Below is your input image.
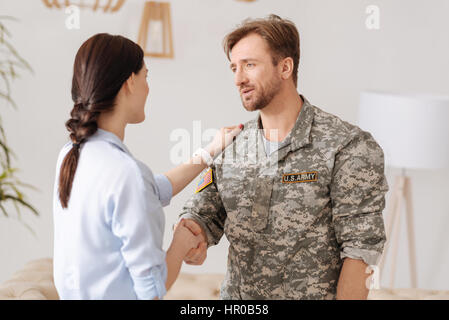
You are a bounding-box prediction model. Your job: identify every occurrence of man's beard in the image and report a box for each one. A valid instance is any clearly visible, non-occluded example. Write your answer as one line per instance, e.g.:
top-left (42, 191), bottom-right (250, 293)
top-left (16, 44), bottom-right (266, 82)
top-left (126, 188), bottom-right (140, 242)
top-left (240, 77), bottom-right (281, 112)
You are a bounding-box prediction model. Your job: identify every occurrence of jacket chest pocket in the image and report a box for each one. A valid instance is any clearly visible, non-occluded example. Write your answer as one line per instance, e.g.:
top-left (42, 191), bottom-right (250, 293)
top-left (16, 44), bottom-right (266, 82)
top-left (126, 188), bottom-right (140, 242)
top-left (216, 162), bottom-right (257, 226)
top-left (217, 161), bottom-right (279, 240)
top-left (268, 162), bottom-right (331, 239)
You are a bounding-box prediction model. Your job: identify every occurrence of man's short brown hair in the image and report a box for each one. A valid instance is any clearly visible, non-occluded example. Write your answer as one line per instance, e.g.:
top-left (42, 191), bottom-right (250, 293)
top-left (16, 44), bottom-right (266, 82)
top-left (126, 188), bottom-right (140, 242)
top-left (223, 14), bottom-right (300, 87)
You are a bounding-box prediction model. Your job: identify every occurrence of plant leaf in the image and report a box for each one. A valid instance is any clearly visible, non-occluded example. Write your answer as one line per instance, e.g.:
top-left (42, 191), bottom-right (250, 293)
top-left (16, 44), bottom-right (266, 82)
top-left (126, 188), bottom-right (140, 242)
top-left (0, 38), bottom-right (33, 73)
top-left (4, 194), bottom-right (39, 216)
top-left (0, 138), bottom-right (12, 167)
top-left (0, 16), bottom-right (38, 230)
top-left (0, 202), bottom-right (8, 217)
top-left (0, 91), bottom-right (17, 109)
top-left (0, 180), bottom-right (40, 192)
top-left (0, 70), bottom-right (11, 96)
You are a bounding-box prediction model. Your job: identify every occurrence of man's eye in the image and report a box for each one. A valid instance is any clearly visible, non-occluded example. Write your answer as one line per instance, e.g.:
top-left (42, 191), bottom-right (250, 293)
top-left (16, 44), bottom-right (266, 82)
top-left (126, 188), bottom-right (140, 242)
top-left (231, 68), bottom-right (236, 73)
top-left (246, 63), bottom-right (254, 68)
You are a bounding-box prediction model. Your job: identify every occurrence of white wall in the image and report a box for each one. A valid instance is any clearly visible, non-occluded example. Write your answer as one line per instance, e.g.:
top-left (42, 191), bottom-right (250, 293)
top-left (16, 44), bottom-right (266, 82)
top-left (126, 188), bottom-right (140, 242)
top-left (0, 0), bottom-right (448, 290)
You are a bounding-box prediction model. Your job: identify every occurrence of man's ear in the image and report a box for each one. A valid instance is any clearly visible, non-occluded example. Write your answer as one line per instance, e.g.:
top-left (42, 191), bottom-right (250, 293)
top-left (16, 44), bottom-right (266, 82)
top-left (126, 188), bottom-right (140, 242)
top-left (123, 72), bottom-right (136, 95)
top-left (279, 57), bottom-right (294, 81)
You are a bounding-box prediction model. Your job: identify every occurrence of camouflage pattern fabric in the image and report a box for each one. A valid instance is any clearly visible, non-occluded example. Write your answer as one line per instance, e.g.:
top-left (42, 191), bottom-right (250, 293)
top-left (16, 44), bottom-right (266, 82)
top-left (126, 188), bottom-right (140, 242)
top-left (179, 95), bottom-right (388, 300)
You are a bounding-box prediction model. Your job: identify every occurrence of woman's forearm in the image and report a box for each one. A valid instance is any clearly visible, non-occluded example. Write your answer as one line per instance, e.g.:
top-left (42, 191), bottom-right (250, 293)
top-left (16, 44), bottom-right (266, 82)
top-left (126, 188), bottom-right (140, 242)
top-left (164, 125), bottom-right (242, 197)
top-left (165, 244), bottom-right (185, 291)
top-left (164, 145), bottom-right (216, 197)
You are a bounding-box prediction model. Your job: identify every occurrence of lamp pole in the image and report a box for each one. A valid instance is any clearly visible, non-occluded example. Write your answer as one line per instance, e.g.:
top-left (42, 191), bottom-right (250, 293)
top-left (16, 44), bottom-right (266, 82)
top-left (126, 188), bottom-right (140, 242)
top-left (378, 169), bottom-right (417, 288)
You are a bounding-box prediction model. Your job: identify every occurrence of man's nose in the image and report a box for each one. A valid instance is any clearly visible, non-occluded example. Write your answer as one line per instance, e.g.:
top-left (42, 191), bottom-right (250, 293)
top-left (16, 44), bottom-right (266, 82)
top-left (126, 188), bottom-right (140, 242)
top-left (234, 69), bottom-right (248, 88)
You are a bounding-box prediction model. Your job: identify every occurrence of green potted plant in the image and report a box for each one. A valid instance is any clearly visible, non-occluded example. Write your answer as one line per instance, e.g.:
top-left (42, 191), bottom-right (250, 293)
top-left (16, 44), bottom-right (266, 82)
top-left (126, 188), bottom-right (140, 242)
top-left (0, 16), bottom-right (39, 234)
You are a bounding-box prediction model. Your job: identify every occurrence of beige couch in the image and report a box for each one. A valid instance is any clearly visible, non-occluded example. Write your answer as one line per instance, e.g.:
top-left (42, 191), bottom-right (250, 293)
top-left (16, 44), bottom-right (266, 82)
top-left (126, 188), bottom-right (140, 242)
top-left (0, 259), bottom-right (58, 300)
top-left (1, 258), bottom-right (448, 300)
top-left (0, 258), bottom-right (222, 300)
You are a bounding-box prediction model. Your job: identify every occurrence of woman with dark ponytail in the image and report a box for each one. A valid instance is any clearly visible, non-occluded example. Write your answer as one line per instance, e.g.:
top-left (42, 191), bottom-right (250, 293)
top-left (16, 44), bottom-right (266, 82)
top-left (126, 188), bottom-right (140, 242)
top-left (53, 33), bottom-right (242, 300)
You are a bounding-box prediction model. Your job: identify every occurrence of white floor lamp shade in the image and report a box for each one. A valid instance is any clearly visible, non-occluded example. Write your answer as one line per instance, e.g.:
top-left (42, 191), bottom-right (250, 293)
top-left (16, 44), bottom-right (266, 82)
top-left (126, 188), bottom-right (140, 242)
top-left (358, 92), bottom-right (449, 170)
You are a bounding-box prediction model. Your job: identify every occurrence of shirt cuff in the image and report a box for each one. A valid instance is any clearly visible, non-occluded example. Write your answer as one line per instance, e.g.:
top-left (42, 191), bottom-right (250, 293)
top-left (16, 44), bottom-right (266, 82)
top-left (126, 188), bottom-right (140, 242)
top-left (340, 247), bottom-right (383, 266)
top-left (154, 174), bottom-right (173, 207)
top-left (133, 264), bottom-right (168, 300)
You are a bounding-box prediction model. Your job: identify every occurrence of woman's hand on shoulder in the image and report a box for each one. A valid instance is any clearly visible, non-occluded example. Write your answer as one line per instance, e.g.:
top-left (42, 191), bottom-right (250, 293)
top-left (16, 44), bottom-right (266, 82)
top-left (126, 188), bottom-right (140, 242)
top-left (205, 124), bottom-right (244, 158)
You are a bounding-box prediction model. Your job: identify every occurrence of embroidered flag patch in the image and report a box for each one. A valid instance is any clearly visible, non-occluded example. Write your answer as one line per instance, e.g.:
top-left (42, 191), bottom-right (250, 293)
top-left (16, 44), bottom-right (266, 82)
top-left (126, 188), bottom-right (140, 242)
top-left (195, 168), bottom-right (213, 193)
top-left (282, 171), bottom-right (318, 183)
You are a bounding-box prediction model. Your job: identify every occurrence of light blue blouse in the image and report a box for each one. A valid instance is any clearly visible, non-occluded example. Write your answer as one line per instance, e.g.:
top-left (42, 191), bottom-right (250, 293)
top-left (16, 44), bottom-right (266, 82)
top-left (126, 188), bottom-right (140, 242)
top-left (53, 128), bottom-right (173, 300)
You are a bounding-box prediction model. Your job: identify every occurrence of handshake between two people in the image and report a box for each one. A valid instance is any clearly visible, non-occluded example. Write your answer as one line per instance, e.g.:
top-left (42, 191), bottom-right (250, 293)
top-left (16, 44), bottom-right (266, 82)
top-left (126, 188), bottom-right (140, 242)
top-left (172, 218), bottom-right (207, 265)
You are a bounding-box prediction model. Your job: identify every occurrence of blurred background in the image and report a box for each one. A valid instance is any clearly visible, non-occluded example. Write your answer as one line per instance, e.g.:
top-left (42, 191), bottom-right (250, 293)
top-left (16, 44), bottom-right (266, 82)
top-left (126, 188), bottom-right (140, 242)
top-left (0, 0), bottom-right (448, 294)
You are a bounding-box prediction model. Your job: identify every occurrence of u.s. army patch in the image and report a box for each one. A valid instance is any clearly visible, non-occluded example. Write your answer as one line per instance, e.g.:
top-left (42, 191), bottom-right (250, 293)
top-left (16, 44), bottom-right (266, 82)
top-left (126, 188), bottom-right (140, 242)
top-left (282, 171), bottom-right (318, 183)
top-left (195, 168), bottom-right (213, 193)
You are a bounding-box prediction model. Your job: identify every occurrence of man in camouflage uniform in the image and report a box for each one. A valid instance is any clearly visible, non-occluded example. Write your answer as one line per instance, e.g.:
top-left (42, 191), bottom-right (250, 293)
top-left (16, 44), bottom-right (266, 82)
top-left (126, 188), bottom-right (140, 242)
top-left (178, 15), bottom-right (388, 300)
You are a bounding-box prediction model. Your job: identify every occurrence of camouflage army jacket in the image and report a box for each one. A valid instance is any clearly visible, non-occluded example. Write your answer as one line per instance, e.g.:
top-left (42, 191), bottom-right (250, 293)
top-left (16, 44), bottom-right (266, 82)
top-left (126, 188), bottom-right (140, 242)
top-left (180, 95), bottom-right (388, 300)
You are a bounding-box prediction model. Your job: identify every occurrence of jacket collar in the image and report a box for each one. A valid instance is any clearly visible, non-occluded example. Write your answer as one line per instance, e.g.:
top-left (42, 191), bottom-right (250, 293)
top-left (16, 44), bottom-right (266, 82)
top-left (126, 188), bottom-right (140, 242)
top-left (244, 94), bottom-right (314, 162)
top-left (87, 128), bottom-right (133, 156)
top-left (285, 94), bottom-right (314, 152)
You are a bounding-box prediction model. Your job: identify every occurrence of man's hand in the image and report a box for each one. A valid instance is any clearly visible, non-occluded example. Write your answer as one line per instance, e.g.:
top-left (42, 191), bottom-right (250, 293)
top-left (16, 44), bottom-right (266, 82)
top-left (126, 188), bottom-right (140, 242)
top-left (174, 219), bottom-right (208, 265)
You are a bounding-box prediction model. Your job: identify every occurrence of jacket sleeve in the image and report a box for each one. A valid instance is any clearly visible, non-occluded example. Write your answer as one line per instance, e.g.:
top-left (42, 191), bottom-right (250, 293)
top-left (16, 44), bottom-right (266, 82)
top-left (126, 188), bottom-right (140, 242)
top-left (110, 162), bottom-right (167, 299)
top-left (178, 168), bottom-right (227, 247)
top-left (330, 129), bottom-right (389, 266)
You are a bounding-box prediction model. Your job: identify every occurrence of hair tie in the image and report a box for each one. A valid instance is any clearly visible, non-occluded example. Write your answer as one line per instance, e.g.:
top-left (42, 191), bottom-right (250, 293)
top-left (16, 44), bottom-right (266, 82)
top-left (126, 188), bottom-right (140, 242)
top-left (72, 142), bottom-right (81, 149)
